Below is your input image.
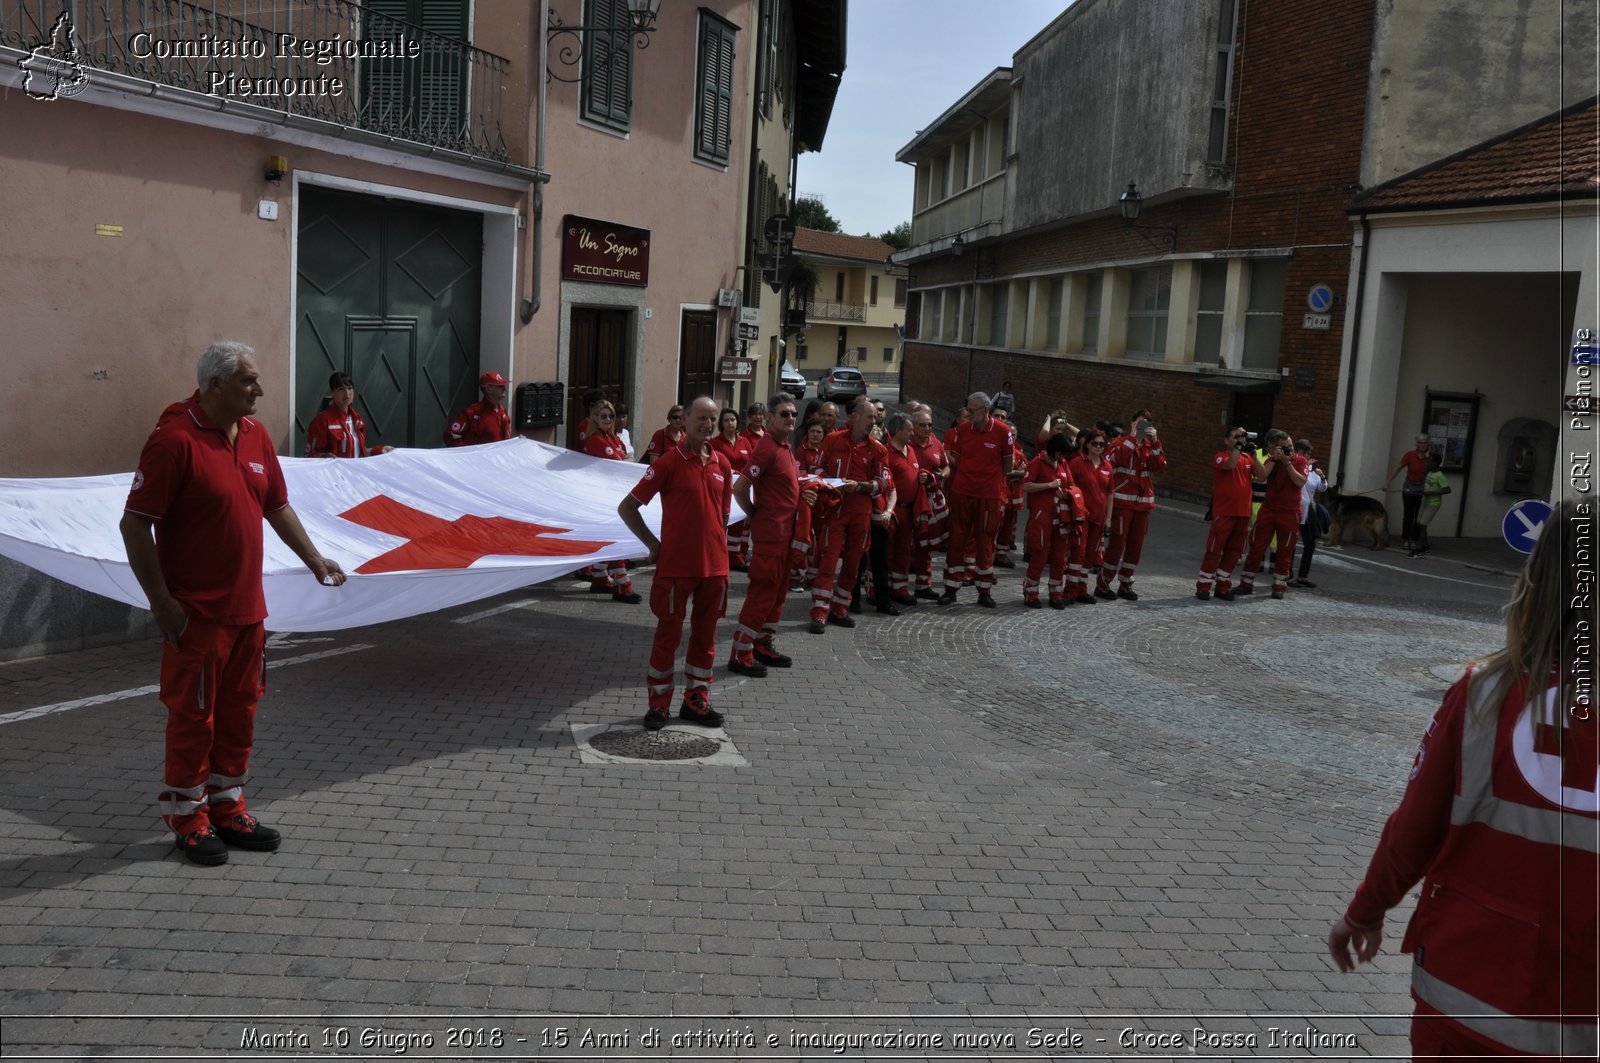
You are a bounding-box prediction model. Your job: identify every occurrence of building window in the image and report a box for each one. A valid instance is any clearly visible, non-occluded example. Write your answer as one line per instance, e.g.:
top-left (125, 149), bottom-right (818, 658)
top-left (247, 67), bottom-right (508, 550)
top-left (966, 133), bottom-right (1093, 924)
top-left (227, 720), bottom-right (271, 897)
top-left (1044, 276), bottom-right (1063, 349)
top-left (581, 0), bottom-right (633, 132)
top-left (1081, 272), bottom-right (1102, 355)
top-left (1126, 265), bottom-right (1171, 359)
top-left (988, 283), bottom-right (1009, 347)
top-left (1208, 0), bottom-right (1239, 165)
top-left (928, 290), bottom-right (944, 340)
top-left (884, 346), bottom-right (894, 362)
top-left (894, 279), bottom-right (907, 308)
top-left (870, 275), bottom-right (879, 306)
top-left (1242, 258), bottom-right (1288, 369)
top-left (1194, 260), bottom-right (1228, 365)
top-left (694, 10), bottom-right (738, 165)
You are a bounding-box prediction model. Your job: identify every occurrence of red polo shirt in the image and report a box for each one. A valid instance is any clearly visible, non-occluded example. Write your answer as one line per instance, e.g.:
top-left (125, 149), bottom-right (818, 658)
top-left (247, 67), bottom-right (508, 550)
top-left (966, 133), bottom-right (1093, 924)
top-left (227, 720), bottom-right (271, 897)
top-left (629, 442), bottom-right (732, 578)
top-left (305, 406), bottom-right (372, 458)
top-left (645, 425), bottom-right (683, 463)
top-left (710, 433), bottom-right (753, 476)
top-left (1263, 453), bottom-right (1310, 513)
top-left (885, 442), bottom-right (922, 505)
top-left (947, 418), bottom-right (1015, 500)
top-left (1025, 453), bottom-right (1074, 518)
top-left (1212, 450), bottom-right (1258, 518)
top-left (1398, 448), bottom-right (1430, 485)
top-left (443, 399), bottom-right (510, 446)
top-left (125, 406), bottom-right (288, 626)
top-left (742, 434), bottom-right (801, 543)
top-left (584, 430), bottom-right (628, 462)
top-left (818, 428), bottom-right (889, 517)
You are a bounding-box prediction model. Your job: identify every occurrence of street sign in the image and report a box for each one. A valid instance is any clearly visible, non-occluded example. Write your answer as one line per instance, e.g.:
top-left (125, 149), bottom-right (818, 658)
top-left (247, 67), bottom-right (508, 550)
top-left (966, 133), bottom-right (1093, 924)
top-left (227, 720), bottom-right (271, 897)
top-left (1502, 498), bottom-right (1552, 554)
top-left (718, 356), bottom-right (755, 382)
top-left (764, 214), bottom-right (794, 247)
top-left (739, 307), bottom-right (760, 327)
top-left (736, 323), bottom-right (759, 340)
top-left (759, 251), bottom-right (788, 294)
top-left (1302, 312), bottom-right (1330, 330)
top-left (1306, 283), bottom-right (1334, 313)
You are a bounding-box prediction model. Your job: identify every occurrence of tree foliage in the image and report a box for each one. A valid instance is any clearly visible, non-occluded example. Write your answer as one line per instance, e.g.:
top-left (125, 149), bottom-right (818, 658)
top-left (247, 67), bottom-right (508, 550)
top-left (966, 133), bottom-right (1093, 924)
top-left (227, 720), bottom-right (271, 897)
top-left (793, 195), bottom-right (842, 233)
top-left (877, 221), bottom-right (912, 250)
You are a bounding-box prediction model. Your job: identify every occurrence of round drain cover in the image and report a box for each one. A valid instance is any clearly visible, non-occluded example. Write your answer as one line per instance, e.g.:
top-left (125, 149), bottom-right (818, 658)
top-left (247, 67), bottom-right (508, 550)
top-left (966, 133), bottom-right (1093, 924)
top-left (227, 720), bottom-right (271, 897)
top-left (589, 729), bottom-right (721, 761)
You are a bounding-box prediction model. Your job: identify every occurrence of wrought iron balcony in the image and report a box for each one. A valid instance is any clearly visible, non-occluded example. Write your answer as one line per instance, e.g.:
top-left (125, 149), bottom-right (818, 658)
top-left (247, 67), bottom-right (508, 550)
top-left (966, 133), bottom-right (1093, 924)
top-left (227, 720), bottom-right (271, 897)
top-left (804, 299), bottom-right (866, 322)
top-left (2, 0), bottom-right (520, 166)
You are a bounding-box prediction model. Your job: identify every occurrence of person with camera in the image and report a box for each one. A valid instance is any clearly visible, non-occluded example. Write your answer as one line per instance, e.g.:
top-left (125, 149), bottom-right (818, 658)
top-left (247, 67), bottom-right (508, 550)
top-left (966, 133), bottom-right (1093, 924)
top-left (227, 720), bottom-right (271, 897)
top-left (1232, 429), bottom-right (1309, 599)
top-left (1096, 412), bottom-right (1166, 601)
top-left (1196, 427), bottom-right (1257, 601)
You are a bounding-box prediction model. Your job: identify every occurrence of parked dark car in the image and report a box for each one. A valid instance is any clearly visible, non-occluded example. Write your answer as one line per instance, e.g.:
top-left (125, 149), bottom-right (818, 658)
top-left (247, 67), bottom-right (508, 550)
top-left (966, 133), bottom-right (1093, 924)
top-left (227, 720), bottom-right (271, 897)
top-left (817, 366), bottom-right (868, 403)
top-left (779, 361), bottom-right (807, 400)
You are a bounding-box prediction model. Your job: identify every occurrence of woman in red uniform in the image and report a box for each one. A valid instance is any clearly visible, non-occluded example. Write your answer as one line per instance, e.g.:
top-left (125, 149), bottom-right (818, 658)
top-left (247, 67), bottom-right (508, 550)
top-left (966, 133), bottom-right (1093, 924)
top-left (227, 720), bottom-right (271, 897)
top-left (1020, 434), bottom-right (1078, 608)
top-left (710, 407), bottom-right (753, 570)
top-left (883, 412), bottom-right (924, 606)
top-left (1066, 429), bottom-right (1111, 605)
top-left (641, 404), bottom-right (685, 465)
top-left (1329, 498), bottom-right (1596, 1059)
top-left (581, 401), bottom-right (641, 603)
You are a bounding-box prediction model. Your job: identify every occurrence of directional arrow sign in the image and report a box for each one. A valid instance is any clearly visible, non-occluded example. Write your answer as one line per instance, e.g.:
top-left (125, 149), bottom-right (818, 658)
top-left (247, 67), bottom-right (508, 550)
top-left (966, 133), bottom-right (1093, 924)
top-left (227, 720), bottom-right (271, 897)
top-left (1502, 498), bottom-right (1553, 554)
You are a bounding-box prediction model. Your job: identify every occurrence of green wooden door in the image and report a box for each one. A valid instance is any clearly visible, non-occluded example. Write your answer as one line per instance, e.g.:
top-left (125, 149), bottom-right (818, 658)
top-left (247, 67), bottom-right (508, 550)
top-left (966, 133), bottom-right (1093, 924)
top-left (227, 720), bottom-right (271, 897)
top-left (296, 187), bottom-right (482, 450)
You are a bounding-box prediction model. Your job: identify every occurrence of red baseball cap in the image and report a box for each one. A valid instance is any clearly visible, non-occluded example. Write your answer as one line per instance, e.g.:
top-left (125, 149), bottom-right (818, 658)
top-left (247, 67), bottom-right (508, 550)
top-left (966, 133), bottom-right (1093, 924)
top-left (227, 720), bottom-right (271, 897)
top-left (479, 371), bottom-right (509, 387)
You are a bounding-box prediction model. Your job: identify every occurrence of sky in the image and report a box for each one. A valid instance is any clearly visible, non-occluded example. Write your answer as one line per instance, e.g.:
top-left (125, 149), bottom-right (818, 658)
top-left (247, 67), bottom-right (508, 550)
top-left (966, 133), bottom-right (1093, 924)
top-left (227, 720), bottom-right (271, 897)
top-left (796, 0), bottom-right (1072, 237)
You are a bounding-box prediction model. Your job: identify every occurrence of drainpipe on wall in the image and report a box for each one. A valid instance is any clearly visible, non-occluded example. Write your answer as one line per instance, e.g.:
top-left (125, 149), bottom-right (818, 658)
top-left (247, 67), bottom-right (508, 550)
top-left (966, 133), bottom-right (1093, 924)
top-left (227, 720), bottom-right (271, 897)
top-left (1335, 213), bottom-right (1372, 492)
top-left (520, 0), bottom-right (553, 326)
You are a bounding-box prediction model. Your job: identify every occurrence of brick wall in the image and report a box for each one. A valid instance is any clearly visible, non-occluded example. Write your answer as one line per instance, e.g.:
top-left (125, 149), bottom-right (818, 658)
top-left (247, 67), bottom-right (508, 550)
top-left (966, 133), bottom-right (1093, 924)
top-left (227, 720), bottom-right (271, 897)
top-left (902, 0), bottom-right (1375, 502)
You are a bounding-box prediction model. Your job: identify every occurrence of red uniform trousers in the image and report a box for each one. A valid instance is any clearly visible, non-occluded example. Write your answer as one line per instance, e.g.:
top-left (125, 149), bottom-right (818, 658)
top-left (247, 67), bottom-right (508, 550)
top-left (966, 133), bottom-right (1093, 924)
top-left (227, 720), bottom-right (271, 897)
top-left (158, 619), bottom-right (266, 835)
top-left (1239, 508), bottom-right (1300, 592)
top-left (888, 504), bottom-right (916, 595)
top-left (646, 576), bottom-right (727, 712)
top-left (1069, 519), bottom-right (1104, 598)
top-left (1023, 517), bottom-right (1071, 601)
top-left (732, 540), bottom-right (790, 656)
top-left (944, 495), bottom-right (1004, 591)
top-left (811, 510), bottom-right (870, 621)
top-left (998, 496), bottom-right (1021, 553)
top-left (1098, 508), bottom-right (1151, 590)
top-left (726, 519), bottom-right (750, 568)
top-left (1197, 515), bottom-right (1251, 593)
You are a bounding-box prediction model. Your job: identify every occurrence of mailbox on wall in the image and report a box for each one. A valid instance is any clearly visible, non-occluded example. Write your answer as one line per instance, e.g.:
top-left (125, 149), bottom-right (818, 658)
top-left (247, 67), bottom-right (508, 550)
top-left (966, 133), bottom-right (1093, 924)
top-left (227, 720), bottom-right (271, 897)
top-left (516, 381), bottom-right (565, 429)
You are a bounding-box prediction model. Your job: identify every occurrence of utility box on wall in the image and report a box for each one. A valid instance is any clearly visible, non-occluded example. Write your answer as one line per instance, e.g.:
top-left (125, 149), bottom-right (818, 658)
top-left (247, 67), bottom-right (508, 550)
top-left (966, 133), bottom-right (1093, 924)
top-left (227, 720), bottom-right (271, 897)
top-left (516, 382), bottom-right (565, 429)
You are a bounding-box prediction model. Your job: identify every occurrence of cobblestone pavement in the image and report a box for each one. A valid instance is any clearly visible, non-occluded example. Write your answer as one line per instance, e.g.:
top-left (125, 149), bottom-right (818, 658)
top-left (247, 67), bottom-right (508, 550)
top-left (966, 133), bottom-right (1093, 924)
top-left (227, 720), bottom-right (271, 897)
top-left (0, 507), bottom-right (1517, 1060)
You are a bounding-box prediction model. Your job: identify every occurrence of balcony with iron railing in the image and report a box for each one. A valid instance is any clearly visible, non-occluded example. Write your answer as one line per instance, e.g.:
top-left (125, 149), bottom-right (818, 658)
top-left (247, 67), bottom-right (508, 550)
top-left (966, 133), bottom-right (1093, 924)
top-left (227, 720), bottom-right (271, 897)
top-left (804, 299), bottom-right (866, 322)
top-left (1, 0), bottom-right (523, 168)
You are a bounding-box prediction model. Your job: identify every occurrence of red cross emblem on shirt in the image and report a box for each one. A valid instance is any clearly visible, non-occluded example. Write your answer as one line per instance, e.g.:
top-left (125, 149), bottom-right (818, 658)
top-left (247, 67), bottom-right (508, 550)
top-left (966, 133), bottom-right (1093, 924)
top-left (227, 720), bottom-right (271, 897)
top-left (1533, 710), bottom-right (1600, 793)
top-left (339, 495), bottom-right (613, 575)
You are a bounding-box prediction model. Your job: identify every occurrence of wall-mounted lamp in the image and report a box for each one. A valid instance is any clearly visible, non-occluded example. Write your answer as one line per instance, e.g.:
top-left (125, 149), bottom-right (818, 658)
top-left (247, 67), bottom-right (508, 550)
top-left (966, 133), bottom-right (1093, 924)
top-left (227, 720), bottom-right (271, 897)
top-left (548, 0), bottom-right (661, 84)
top-left (1118, 182), bottom-right (1177, 251)
top-left (950, 234), bottom-right (965, 257)
top-left (265, 155), bottom-right (289, 182)
top-left (883, 253), bottom-right (897, 273)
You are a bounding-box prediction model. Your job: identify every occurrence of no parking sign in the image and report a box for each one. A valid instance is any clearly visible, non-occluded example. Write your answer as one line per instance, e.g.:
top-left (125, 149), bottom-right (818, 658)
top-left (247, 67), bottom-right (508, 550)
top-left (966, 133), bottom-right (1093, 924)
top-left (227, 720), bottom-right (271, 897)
top-left (1502, 499), bottom-right (1553, 554)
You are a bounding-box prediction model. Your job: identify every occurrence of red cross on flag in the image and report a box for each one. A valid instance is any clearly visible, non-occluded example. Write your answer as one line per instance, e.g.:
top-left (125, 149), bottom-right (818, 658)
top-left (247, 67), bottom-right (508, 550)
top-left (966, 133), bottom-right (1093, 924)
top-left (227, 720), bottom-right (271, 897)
top-left (0, 439), bottom-right (702, 632)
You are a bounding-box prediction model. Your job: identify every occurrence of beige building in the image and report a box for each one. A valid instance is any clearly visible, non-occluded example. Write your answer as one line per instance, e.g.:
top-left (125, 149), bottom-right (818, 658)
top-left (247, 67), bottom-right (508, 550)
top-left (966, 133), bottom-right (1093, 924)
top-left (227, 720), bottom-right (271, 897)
top-left (790, 228), bottom-right (906, 377)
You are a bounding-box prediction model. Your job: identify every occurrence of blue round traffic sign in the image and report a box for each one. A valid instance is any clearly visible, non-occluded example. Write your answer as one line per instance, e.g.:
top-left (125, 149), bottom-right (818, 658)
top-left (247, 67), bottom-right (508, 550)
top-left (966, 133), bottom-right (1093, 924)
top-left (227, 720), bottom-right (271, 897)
top-left (1307, 284), bottom-right (1334, 313)
top-left (1502, 498), bottom-right (1553, 554)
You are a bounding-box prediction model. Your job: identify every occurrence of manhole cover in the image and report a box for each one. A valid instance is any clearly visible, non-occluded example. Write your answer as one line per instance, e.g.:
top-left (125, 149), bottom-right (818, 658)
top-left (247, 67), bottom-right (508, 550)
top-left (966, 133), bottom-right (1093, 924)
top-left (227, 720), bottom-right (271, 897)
top-left (588, 729), bottom-right (722, 761)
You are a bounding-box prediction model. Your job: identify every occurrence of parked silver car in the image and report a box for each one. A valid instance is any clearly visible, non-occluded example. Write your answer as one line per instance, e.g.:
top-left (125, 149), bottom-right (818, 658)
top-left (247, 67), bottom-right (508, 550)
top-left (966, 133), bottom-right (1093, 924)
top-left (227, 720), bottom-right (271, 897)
top-left (817, 366), bottom-right (868, 403)
top-left (779, 360), bottom-right (807, 400)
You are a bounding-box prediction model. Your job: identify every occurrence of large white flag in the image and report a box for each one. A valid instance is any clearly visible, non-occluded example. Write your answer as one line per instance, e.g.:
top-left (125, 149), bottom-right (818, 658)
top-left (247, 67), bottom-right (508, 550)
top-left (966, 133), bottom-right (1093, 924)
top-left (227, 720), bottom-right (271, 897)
top-left (0, 439), bottom-right (690, 632)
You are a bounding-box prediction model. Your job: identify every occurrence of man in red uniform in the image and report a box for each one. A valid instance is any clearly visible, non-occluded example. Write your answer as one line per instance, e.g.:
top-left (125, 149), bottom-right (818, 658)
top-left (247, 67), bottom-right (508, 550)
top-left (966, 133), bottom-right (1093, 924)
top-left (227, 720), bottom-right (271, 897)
top-left (617, 396), bottom-right (731, 731)
top-left (711, 408), bottom-right (754, 571)
top-left (1233, 428), bottom-right (1308, 599)
top-left (908, 408), bottom-right (948, 601)
top-left (1097, 413), bottom-right (1166, 601)
top-left (443, 372), bottom-right (511, 446)
top-left (1196, 427), bottom-right (1257, 601)
top-left (809, 397), bottom-right (889, 633)
top-left (993, 410), bottom-right (1027, 568)
top-left (121, 342), bottom-right (347, 866)
top-left (729, 395), bottom-right (807, 677)
top-left (304, 372), bottom-right (392, 458)
top-left (939, 392), bottom-right (1014, 607)
top-left (882, 411), bottom-right (923, 606)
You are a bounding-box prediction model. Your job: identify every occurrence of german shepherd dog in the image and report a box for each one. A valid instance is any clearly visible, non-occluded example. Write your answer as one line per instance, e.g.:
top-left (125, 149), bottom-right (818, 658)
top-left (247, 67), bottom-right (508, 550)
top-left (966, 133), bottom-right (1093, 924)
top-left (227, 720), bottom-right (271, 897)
top-left (1324, 484), bottom-right (1390, 550)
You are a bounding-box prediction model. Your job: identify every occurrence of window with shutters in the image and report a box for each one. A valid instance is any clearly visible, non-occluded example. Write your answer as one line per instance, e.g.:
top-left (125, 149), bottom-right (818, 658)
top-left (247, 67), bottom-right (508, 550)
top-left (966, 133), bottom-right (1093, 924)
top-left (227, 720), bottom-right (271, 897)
top-left (362, 0), bottom-right (468, 146)
top-left (694, 10), bottom-right (738, 166)
top-left (581, 0), bottom-right (633, 133)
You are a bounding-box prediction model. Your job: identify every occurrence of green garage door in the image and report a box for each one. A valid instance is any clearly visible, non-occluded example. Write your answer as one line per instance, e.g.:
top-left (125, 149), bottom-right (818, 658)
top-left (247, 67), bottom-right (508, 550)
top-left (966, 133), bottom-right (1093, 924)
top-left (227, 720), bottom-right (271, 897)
top-left (296, 187), bottom-right (483, 451)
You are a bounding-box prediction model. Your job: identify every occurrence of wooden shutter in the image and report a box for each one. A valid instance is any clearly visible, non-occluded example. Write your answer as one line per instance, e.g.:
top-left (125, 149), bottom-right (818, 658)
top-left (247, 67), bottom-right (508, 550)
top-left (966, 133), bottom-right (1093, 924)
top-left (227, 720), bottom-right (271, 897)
top-left (582, 0), bottom-right (632, 131)
top-left (694, 11), bottom-right (737, 165)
